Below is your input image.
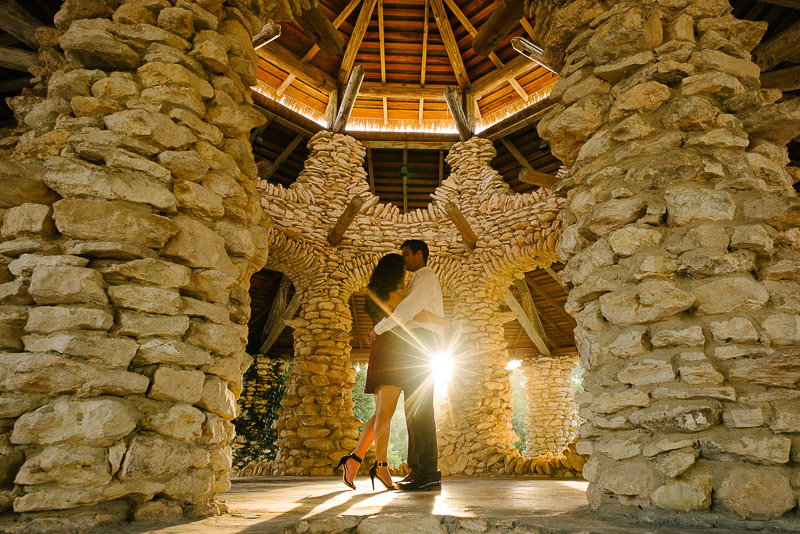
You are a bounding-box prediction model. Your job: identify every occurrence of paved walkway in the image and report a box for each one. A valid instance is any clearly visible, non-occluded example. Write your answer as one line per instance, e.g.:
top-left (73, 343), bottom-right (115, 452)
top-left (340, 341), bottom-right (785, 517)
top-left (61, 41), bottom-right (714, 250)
top-left (122, 476), bottom-right (788, 534)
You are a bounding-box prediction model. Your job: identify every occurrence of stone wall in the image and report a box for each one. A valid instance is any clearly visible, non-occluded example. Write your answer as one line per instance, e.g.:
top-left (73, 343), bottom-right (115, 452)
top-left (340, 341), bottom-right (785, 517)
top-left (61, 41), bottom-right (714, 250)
top-left (259, 133), bottom-right (566, 476)
top-left (0, 0), bottom-right (273, 530)
top-left (536, 0), bottom-right (800, 525)
top-left (521, 354), bottom-right (579, 456)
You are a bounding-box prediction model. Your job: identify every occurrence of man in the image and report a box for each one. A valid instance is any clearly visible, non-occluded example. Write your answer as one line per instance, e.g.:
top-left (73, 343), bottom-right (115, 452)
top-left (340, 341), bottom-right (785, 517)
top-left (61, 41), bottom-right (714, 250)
top-left (366, 239), bottom-right (444, 491)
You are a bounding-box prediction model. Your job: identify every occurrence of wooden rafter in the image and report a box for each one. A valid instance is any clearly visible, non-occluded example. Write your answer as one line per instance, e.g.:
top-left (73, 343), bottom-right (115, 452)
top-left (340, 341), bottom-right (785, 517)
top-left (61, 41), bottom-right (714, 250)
top-left (350, 296), bottom-right (363, 349)
top-left (472, 0), bottom-right (526, 56)
top-left (378, 0), bottom-right (386, 84)
top-left (514, 277), bottom-right (548, 347)
top-left (332, 64), bottom-right (366, 132)
top-left (761, 65), bottom-right (800, 92)
top-left (438, 150), bottom-right (444, 185)
top-left (402, 148), bottom-right (408, 214)
top-left (502, 137), bottom-right (532, 171)
top-left (518, 168), bottom-right (557, 189)
top-left (429, 0), bottom-right (470, 88)
top-left (444, 202), bottom-right (477, 250)
top-left (259, 275), bottom-right (301, 355)
top-left (382, 97), bottom-right (388, 124)
top-left (544, 266), bottom-right (566, 289)
top-left (259, 43), bottom-right (336, 93)
top-left (328, 196), bottom-right (365, 245)
top-left (524, 273), bottom-right (573, 325)
top-left (252, 21), bottom-right (281, 50)
top-left (260, 133), bottom-right (305, 180)
top-left (360, 83), bottom-right (445, 99)
top-left (275, 0), bottom-right (361, 96)
top-left (339, 0), bottom-right (378, 85)
top-left (0, 0), bottom-right (41, 49)
top-left (518, 17), bottom-right (541, 46)
top-left (472, 55), bottom-right (538, 100)
top-left (361, 140), bottom-right (453, 149)
top-left (295, 4), bottom-right (345, 57)
top-left (0, 76), bottom-right (33, 94)
top-left (444, 85), bottom-right (472, 141)
top-left (0, 45), bottom-right (36, 72)
top-left (504, 289), bottom-right (550, 356)
top-left (752, 18), bottom-right (800, 72)
top-left (755, 0), bottom-right (800, 8)
top-left (421, 0), bottom-right (430, 86)
top-left (366, 147), bottom-right (376, 194)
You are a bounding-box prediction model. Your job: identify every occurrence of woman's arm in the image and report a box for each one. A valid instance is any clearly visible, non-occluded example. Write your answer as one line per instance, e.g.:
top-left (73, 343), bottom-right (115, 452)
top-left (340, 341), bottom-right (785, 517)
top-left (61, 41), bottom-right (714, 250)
top-left (413, 310), bottom-right (447, 326)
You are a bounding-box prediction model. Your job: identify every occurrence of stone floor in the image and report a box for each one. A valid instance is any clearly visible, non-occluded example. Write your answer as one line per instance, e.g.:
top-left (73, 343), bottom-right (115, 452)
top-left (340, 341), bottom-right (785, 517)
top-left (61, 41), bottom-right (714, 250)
top-left (109, 476), bottom-right (799, 534)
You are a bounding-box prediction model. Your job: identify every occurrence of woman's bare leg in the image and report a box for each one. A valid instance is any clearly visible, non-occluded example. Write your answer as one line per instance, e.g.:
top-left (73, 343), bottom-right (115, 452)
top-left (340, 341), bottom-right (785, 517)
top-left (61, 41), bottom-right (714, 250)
top-left (344, 413), bottom-right (376, 485)
top-left (373, 385), bottom-right (402, 485)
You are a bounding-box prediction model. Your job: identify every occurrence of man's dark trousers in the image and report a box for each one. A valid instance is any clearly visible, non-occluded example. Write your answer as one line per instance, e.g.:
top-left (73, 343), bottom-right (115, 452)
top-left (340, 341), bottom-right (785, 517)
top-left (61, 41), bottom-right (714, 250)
top-left (402, 328), bottom-right (439, 480)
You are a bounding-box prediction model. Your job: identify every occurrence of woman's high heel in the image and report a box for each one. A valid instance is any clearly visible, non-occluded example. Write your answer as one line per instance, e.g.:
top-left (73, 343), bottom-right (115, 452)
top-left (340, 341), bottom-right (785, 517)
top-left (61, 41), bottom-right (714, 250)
top-left (334, 453), bottom-right (362, 490)
top-left (369, 461), bottom-right (394, 490)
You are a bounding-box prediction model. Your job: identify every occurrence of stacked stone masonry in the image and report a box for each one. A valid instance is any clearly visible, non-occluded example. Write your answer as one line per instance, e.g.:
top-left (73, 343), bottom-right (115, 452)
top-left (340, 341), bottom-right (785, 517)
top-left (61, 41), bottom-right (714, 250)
top-left (531, 0), bottom-right (800, 525)
top-left (0, 0), bottom-right (276, 531)
top-left (521, 355), bottom-right (579, 456)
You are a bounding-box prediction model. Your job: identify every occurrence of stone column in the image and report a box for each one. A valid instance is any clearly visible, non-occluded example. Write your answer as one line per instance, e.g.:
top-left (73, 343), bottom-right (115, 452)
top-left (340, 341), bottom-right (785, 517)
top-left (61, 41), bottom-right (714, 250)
top-left (520, 354), bottom-right (579, 456)
top-left (0, 1), bottom-right (271, 529)
top-left (537, 0), bottom-right (800, 523)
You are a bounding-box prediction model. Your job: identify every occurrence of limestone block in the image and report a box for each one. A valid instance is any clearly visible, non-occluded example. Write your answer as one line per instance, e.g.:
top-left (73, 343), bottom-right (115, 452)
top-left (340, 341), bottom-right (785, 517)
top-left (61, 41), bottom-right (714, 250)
top-left (771, 406), bottom-right (800, 433)
top-left (133, 338), bottom-right (212, 367)
top-left (22, 331), bottom-right (137, 367)
top-left (717, 467), bottom-right (796, 518)
top-left (48, 68), bottom-right (106, 100)
top-left (710, 317), bottom-right (758, 343)
top-left (102, 258), bottom-right (191, 288)
top-left (609, 327), bottom-right (649, 358)
top-left (618, 359), bottom-right (675, 386)
top-left (597, 461), bottom-right (655, 496)
top-left (701, 429), bottom-right (792, 464)
top-left (214, 220), bottom-right (256, 259)
top-left (162, 468), bottom-right (215, 504)
top-left (728, 351), bottom-right (800, 387)
top-left (59, 19), bottom-right (141, 70)
top-left (137, 61), bottom-right (213, 99)
top-left (762, 258), bottom-right (800, 282)
top-left (678, 352), bottom-right (724, 385)
top-left (537, 94), bottom-right (611, 166)
top-left (356, 514), bottom-right (444, 533)
top-left (693, 277), bottom-right (769, 315)
top-left (197, 377), bottom-right (236, 420)
top-left (29, 266), bottom-right (108, 305)
top-left (1, 204), bottom-right (54, 239)
top-left (743, 98), bottom-right (800, 146)
top-left (628, 400), bottom-right (721, 433)
top-left (161, 216), bottom-right (238, 277)
top-left (664, 223), bottom-right (730, 254)
top-left (560, 239), bottom-right (615, 286)
top-left (651, 475), bottom-right (711, 511)
top-left (24, 306), bottom-right (113, 334)
top-left (0, 279), bottom-right (31, 306)
top-left (148, 367), bottom-right (205, 404)
top-left (44, 156), bottom-right (177, 212)
top-left (730, 224), bottom-right (773, 254)
top-left (609, 81), bottom-right (671, 121)
top-left (183, 269), bottom-right (238, 305)
top-left (170, 108), bottom-right (224, 145)
top-left (13, 480), bottom-right (164, 513)
top-left (582, 198), bottom-right (647, 237)
top-left (764, 280), bottom-right (800, 314)
top-left (53, 199), bottom-right (178, 248)
top-left (650, 325), bottom-right (704, 348)
top-left (655, 446), bottom-right (698, 478)
top-left (599, 281), bottom-right (695, 325)
top-left (594, 436), bottom-right (640, 460)
top-left (0, 162), bottom-right (60, 209)
top-left (681, 71), bottom-right (744, 98)
top-left (761, 313), bottom-right (800, 346)
top-left (108, 284), bottom-right (182, 315)
top-left (15, 445), bottom-right (111, 486)
top-left (105, 149), bottom-right (172, 183)
top-left (181, 296), bottom-right (229, 324)
top-left (24, 97), bottom-right (72, 131)
top-left (608, 226), bottom-right (661, 257)
top-left (202, 412), bottom-right (227, 445)
top-left (113, 3), bottom-right (156, 24)
top-left (594, 389), bottom-right (650, 414)
top-left (157, 150), bottom-right (210, 182)
top-left (8, 255), bottom-right (89, 278)
top-left (586, 7), bottom-right (662, 65)
top-left (174, 181), bottom-right (225, 220)
top-left (11, 397), bottom-right (137, 446)
top-left (117, 310), bottom-right (190, 338)
top-left (133, 500), bottom-right (183, 523)
top-left (185, 320), bottom-right (246, 356)
top-left (141, 403), bottom-right (204, 443)
top-left (723, 407), bottom-right (765, 428)
top-left (118, 434), bottom-right (201, 480)
top-left (677, 248), bottom-right (755, 277)
top-left (665, 185), bottom-right (735, 226)
top-left (104, 109), bottom-right (197, 149)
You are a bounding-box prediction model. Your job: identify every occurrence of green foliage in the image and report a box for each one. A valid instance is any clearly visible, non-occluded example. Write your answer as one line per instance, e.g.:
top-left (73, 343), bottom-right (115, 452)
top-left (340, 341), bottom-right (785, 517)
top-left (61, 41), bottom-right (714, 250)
top-left (351, 366), bottom-right (408, 466)
top-left (509, 366), bottom-right (527, 452)
top-left (233, 358), bottom-right (288, 468)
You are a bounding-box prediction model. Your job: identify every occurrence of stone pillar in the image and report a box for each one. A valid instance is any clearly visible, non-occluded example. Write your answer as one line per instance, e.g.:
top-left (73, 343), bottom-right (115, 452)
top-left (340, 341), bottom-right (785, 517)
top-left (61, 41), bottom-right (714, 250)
top-left (537, 0), bottom-right (800, 523)
top-left (521, 354), bottom-right (579, 456)
top-left (0, 1), bottom-right (271, 529)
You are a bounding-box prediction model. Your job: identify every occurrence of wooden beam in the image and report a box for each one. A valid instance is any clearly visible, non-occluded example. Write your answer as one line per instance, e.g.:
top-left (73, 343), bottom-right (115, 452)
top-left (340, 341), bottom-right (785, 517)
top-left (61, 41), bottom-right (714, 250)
top-left (378, 0), bottom-right (386, 83)
top-left (479, 96), bottom-right (553, 140)
top-left (338, 0), bottom-right (377, 85)
top-left (444, 201), bottom-right (477, 250)
top-left (0, 0), bottom-right (42, 49)
top-left (262, 134), bottom-right (304, 179)
top-left (444, 85), bottom-right (472, 141)
top-left (0, 45), bottom-right (37, 72)
top-left (325, 88), bottom-right (338, 129)
top-left (350, 296), bottom-right (363, 349)
top-left (259, 275), bottom-right (302, 355)
top-left (525, 273), bottom-right (574, 324)
top-left (0, 76), bottom-right (33, 94)
top-left (514, 277), bottom-right (548, 346)
top-left (359, 83), bottom-right (446, 100)
top-left (471, 55), bottom-right (538, 100)
top-left (418, 98), bottom-right (424, 125)
top-left (754, 0), bottom-right (800, 9)
top-left (463, 91), bottom-right (477, 136)
top-left (429, 0), bottom-right (470, 88)
top-left (251, 91), bottom-right (323, 137)
top-left (296, 5), bottom-right (345, 57)
top-left (421, 0), bottom-right (429, 86)
top-left (518, 17), bottom-right (541, 47)
top-left (504, 289), bottom-right (550, 356)
top-left (438, 149), bottom-right (444, 185)
top-left (382, 96), bottom-right (388, 124)
top-left (328, 195), bottom-right (365, 246)
top-left (510, 36), bottom-right (555, 73)
top-left (331, 64), bottom-right (365, 133)
top-left (544, 266), bottom-right (566, 289)
top-left (752, 18), bottom-right (800, 72)
top-left (366, 147), bottom-right (375, 194)
top-left (761, 65), bottom-right (800, 92)
top-left (501, 137), bottom-right (532, 170)
top-left (360, 140), bottom-right (455, 150)
top-left (258, 43), bottom-right (336, 93)
top-left (472, 0), bottom-right (526, 56)
top-left (518, 168), bottom-right (557, 188)
top-left (402, 148), bottom-right (408, 214)
top-left (252, 21), bottom-right (281, 50)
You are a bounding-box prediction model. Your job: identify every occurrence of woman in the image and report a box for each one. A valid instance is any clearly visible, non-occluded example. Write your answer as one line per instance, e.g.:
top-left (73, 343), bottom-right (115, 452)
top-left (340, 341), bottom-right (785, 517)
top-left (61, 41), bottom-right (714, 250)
top-left (335, 253), bottom-right (446, 490)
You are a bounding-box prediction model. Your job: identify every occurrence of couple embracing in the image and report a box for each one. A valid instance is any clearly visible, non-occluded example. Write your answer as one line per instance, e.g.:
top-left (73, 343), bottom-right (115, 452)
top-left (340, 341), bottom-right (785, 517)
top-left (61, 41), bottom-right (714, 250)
top-left (335, 240), bottom-right (446, 492)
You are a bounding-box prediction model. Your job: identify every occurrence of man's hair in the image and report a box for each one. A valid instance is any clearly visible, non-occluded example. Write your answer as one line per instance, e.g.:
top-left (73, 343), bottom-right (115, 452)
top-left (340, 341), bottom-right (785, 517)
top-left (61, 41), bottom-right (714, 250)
top-left (401, 239), bottom-right (429, 263)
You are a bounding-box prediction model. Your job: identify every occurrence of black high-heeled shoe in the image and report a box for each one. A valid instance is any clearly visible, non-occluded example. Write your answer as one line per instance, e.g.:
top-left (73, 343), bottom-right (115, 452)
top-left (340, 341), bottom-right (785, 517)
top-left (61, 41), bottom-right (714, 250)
top-left (369, 461), bottom-right (394, 490)
top-left (334, 453), bottom-right (362, 490)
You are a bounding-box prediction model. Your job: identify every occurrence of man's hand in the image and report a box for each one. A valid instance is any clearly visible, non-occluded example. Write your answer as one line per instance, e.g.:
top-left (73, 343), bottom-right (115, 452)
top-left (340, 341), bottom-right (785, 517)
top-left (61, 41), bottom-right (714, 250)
top-left (365, 328), bottom-right (377, 344)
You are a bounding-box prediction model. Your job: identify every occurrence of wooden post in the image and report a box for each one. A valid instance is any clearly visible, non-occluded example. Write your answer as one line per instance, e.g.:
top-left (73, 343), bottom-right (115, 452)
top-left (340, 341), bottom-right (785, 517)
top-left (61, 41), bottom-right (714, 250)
top-left (259, 275), bottom-right (302, 355)
top-left (261, 134), bottom-right (304, 180)
top-left (504, 289), bottom-right (550, 356)
top-left (325, 88), bottom-right (338, 129)
top-left (510, 36), bottom-right (556, 73)
top-left (438, 149), bottom-right (444, 185)
top-left (257, 43), bottom-right (336, 93)
top-left (544, 266), bottom-right (566, 289)
top-left (366, 147), bottom-right (376, 194)
top-left (518, 168), bottom-right (557, 189)
top-left (444, 85), bottom-right (473, 141)
top-left (296, 5), bottom-right (345, 57)
top-left (0, 45), bottom-right (37, 72)
top-left (252, 21), bottom-right (281, 50)
top-left (0, 76), bottom-right (33, 94)
top-left (472, 0), bottom-right (526, 56)
top-left (752, 19), bottom-right (800, 72)
top-left (463, 90), bottom-right (477, 136)
top-left (429, 0), bottom-right (470, 88)
top-left (328, 196), bottom-right (365, 246)
top-left (444, 201), bottom-right (477, 250)
top-left (0, 0), bottom-right (42, 49)
top-left (338, 0), bottom-right (378, 84)
top-left (331, 65), bottom-right (365, 133)
top-left (761, 65), bottom-right (800, 92)
top-left (514, 277), bottom-right (548, 347)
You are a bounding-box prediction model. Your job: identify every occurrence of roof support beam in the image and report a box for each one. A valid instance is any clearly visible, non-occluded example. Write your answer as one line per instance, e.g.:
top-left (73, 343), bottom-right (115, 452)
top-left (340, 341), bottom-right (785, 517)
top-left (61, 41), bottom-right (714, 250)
top-left (260, 133), bottom-right (305, 180)
top-left (504, 288), bottom-right (550, 356)
top-left (438, 149), bottom-right (444, 185)
top-left (472, 0), bottom-right (526, 56)
top-left (378, 0), bottom-right (386, 83)
top-left (366, 147), bottom-right (376, 194)
top-left (359, 83), bottom-right (446, 99)
top-left (0, 45), bottom-right (36, 72)
top-left (258, 43), bottom-right (336, 93)
top-left (328, 195), bottom-right (365, 246)
top-left (0, 0), bottom-right (42, 49)
top-left (471, 55), bottom-right (538, 100)
top-left (252, 21), bottom-right (281, 50)
top-left (429, 0), bottom-right (470, 88)
top-left (515, 277), bottom-right (548, 347)
top-left (360, 140), bottom-right (455, 150)
top-left (761, 65), bottom-right (800, 92)
top-left (524, 273), bottom-right (574, 324)
top-left (0, 76), bottom-right (33, 94)
top-left (338, 0), bottom-right (378, 85)
top-left (295, 5), bottom-right (345, 57)
top-left (444, 201), bottom-right (477, 250)
top-left (752, 18), bottom-right (800, 71)
top-left (421, 0), bottom-right (429, 86)
top-left (402, 148), bottom-right (408, 214)
top-left (502, 137), bottom-right (532, 171)
top-left (444, 85), bottom-right (473, 141)
top-left (511, 36), bottom-right (555, 72)
top-left (518, 168), bottom-right (557, 189)
top-left (755, 0), bottom-right (800, 8)
top-left (544, 266), bottom-right (566, 289)
top-left (331, 64), bottom-right (365, 133)
top-left (259, 275), bottom-right (301, 355)
top-left (518, 17), bottom-right (541, 47)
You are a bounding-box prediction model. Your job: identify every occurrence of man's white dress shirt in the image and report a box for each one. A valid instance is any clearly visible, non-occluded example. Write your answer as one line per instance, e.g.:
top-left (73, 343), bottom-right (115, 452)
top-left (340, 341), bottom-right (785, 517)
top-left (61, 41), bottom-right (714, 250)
top-left (373, 266), bottom-right (444, 338)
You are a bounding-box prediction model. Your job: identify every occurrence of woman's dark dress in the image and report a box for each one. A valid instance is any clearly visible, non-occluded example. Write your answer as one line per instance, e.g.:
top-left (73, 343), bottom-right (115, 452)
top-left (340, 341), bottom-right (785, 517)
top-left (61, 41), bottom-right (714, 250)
top-left (364, 310), bottom-right (408, 394)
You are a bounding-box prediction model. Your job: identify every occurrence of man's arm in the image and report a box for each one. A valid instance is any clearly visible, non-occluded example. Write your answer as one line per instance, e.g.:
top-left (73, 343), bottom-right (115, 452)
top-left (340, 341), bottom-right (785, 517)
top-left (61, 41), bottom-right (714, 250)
top-left (373, 271), bottom-right (435, 335)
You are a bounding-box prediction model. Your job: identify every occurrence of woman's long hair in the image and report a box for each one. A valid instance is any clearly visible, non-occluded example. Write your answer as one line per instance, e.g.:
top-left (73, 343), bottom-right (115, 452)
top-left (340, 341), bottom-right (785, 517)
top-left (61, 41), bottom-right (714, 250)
top-left (364, 253), bottom-right (405, 320)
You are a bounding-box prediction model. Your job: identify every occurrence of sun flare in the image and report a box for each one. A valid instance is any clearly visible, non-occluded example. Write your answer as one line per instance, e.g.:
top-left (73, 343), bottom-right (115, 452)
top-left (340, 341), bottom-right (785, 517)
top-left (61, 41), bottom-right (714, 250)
top-left (431, 350), bottom-right (454, 390)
